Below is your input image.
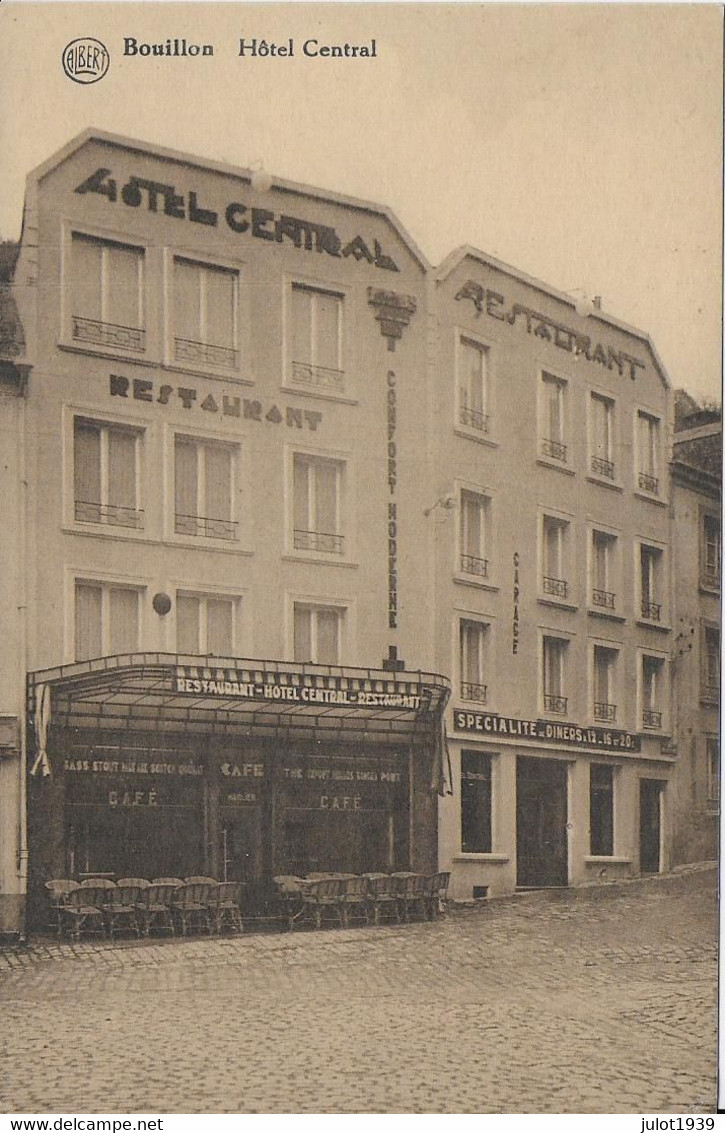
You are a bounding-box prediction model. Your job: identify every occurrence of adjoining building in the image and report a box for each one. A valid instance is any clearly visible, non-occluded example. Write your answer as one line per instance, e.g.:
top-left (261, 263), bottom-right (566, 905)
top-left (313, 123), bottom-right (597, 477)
top-left (431, 248), bottom-right (676, 898)
top-left (670, 392), bottom-right (721, 865)
top-left (1, 129), bottom-right (714, 936)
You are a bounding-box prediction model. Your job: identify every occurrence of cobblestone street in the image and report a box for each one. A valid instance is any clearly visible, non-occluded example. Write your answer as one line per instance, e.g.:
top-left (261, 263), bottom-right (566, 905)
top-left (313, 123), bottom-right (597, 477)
top-left (0, 866), bottom-right (718, 1115)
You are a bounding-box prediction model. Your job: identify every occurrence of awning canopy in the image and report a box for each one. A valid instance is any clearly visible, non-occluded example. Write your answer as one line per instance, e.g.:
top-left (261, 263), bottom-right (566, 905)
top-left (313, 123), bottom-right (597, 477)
top-left (28, 653), bottom-right (451, 744)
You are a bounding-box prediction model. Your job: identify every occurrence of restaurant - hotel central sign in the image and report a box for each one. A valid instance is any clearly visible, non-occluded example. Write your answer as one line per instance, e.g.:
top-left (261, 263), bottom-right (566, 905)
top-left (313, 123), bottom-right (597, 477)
top-left (175, 667), bottom-right (426, 710)
top-left (454, 709), bottom-right (641, 752)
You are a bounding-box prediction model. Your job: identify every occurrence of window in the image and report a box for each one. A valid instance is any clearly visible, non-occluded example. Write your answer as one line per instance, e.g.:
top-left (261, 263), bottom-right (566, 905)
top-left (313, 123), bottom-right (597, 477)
top-left (173, 258), bottom-right (238, 369)
top-left (637, 411), bottom-right (661, 494)
top-left (75, 581), bottom-right (141, 661)
top-left (73, 418), bottom-right (142, 529)
top-left (590, 764), bottom-right (614, 855)
top-left (590, 393), bottom-right (615, 479)
top-left (593, 645), bottom-right (618, 723)
top-left (459, 490), bottom-right (489, 577)
top-left (542, 515), bottom-right (570, 600)
top-left (176, 593), bottom-right (237, 656)
top-left (702, 625), bottom-right (720, 701)
top-left (458, 338), bottom-right (489, 433)
top-left (702, 513), bottom-right (721, 588)
top-left (640, 545), bottom-right (663, 621)
top-left (293, 604), bottom-right (343, 664)
top-left (293, 453), bottom-right (343, 554)
top-left (706, 737), bottom-right (720, 811)
top-left (461, 751), bottom-right (492, 853)
top-left (174, 436), bottom-right (236, 540)
top-left (290, 284), bottom-right (344, 392)
top-left (641, 654), bottom-right (665, 730)
top-left (542, 636), bottom-right (568, 714)
top-left (71, 233), bottom-right (145, 352)
top-left (459, 619), bottom-right (488, 703)
top-left (591, 530), bottom-right (617, 611)
top-left (540, 373), bottom-right (567, 462)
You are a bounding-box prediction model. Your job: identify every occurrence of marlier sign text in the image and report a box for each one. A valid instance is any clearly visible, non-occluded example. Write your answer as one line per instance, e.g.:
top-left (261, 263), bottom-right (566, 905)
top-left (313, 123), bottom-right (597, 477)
top-left (454, 710), bottom-right (641, 752)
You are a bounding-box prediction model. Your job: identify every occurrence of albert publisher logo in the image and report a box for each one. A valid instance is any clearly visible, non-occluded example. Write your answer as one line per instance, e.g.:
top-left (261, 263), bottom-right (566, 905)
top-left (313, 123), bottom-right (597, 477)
top-left (62, 38), bottom-right (110, 84)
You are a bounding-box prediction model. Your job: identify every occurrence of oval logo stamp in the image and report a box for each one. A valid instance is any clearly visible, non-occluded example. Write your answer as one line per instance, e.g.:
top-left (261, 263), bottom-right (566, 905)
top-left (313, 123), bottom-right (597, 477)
top-left (62, 38), bottom-right (110, 84)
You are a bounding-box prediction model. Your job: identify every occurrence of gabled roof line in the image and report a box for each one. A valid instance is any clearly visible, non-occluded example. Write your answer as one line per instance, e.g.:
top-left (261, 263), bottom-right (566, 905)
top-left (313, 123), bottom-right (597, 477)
top-left (435, 244), bottom-right (670, 390)
top-left (28, 128), bottom-right (430, 273)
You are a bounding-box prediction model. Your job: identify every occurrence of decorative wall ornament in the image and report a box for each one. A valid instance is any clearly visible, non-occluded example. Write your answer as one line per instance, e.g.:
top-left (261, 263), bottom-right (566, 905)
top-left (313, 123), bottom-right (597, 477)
top-left (367, 289), bottom-right (417, 351)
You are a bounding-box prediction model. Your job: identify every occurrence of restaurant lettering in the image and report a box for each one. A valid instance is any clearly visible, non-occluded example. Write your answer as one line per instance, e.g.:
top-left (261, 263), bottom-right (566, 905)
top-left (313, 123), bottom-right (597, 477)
top-left (455, 280), bottom-right (646, 381)
top-left (453, 710), bottom-right (641, 752)
top-left (175, 675), bottom-right (421, 710)
top-left (110, 375), bottom-right (323, 432)
top-left (75, 168), bottom-right (400, 272)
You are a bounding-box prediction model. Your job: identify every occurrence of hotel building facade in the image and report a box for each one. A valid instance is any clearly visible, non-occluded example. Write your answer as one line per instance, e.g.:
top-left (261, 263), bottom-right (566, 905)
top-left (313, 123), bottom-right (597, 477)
top-left (0, 130), bottom-right (706, 934)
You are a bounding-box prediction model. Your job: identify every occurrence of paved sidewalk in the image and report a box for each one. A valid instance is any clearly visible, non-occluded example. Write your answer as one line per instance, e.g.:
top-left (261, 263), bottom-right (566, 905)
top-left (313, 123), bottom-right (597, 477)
top-left (0, 865), bottom-right (718, 1114)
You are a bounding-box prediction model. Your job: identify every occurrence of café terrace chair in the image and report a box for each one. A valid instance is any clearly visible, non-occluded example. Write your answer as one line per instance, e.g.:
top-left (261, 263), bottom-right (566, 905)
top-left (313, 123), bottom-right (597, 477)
top-left (44, 879), bottom-right (80, 936)
top-left (136, 882), bottom-right (178, 937)
top-left (116, 878), bottom-right (150, 889)
top-left (300, 876), bottom-right (344, 931)
top-left (273, 875), bottom-right (308, 931)
top-left (338, 875), bottom-right (369, 927)
top-left (151, 877), bottom-right (185, 886)
top-left (364, 874), bottom-right (401, 925)
top-left (207, 881), bottom-right (244, 935)
top-left (171, 881), bottom-right (214, 936)
top-left (184, 876), bottom-right (218, 885)
top-left (80, 877), bottom-right (116, 888)
top-left (425, 871), bottom-right (451, 919)
top-left (60, 884), bottom-right (107, 941)
top-left (393, 872), bottom-right (430, 922)
top-left (103, 883), bottom-right (142, 939)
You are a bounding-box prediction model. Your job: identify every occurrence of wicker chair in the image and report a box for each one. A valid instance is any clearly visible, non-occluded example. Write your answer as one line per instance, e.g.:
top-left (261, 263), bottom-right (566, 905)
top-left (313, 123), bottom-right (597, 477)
top-left (80, 877), bottom-right (116, 888)
top-left (365, 874), bottom-right (401, 925)
top-left (61, 885), bottom-right (107, 940)
top-left (425, 871), bottom-right (451, 919)
top-left (103, 883), bottom-right (141, 939)
top-left (151, 877), bottom-right (185, 886)
top-left (170, 881), bottom-right (214, 935)
top-left (394, 873), bottom-right (429, 921)
top-left (136, 882), bottom-right (178, 937)
top-left (184, 876), bottom-right (218, 885)
top-left (338, 875), bottom-right (369, 927)
top-left (300, 876), bottom-right (344, 930)
top-left (117, 878), bottom-right (150, 889)
top-left (44, 879), bottom-right (80, 935)
top-left (207, 882), bottom-right (243, 934)
top-left (273, 875), bottom-right (308, 931)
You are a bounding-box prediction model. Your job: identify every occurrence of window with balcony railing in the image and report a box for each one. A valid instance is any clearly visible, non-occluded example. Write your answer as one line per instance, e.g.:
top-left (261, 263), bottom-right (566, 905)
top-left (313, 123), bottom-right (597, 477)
top-left (542, 636), bottom-right (568, 715)
top-left (74, 419), bottom-right (144, 531)
top-left (637, 411), bottom-right (661, 495)
top-left (291, 284), bottom-right (345, 393)
top-left (701, 513), bottom-right (721, 589)
top-left (702, 626), bottom-right (720, 701)
top-left (71, 233), bottom-right (145, 353)
top-left (590, 393), bottom-right (615, 480)
top-left (641, 654), bottom-right (665, 730)
top-left (593, 645), bottom-right (619, 724)
top-left (540, 373), bottom-right (568, 464)
top-left (591, 530), bottom-right (618, 612)
top-left (174, 436), bottom-right (237, 541)
top-left (640, 545), bottom-right (664, 622)
top-left (458, 337), bottom-right (489, 435)
top-left (542, 515), bottom-right (570, 601)
top-left (459, 490), bottom-right (490, 579)
top-left (173, 257), bottom-right (239, 371)
top-left (293, 452), bottom-right (345, 556)
top-left (460, 620), bottom-right (489, 704)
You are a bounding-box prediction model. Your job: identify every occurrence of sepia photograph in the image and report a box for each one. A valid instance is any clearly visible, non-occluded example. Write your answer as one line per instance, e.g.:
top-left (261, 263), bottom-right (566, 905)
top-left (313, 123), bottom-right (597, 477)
top-left (0, 1), bottom-right (721, 1117)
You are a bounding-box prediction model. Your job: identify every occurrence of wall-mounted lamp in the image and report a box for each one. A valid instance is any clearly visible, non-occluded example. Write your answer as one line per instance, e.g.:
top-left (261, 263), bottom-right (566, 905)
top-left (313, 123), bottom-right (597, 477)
top-left (424, 493), bottom-right (457, 517)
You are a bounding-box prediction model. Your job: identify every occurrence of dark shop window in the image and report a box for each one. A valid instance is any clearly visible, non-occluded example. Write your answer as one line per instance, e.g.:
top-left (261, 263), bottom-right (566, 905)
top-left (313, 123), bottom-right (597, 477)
top-left (461, 750), bottom-right (492, 853)
top-left (590, 763), bottom-right (614, 856)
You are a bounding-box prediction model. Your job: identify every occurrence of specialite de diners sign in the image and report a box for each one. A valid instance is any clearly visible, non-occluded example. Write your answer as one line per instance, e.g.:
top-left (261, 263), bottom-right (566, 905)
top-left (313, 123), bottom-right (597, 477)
top-left (453, 709), bottom-right (641, 752)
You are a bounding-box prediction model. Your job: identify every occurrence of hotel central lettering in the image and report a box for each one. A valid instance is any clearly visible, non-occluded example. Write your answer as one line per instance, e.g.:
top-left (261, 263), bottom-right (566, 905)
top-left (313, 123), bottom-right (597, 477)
top-left (75, 167), bottom-right (400, 271)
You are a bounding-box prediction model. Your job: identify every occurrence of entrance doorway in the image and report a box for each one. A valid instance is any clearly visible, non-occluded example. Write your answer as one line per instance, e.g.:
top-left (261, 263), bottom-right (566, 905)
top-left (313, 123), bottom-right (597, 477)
top-left (516, 756), bottom-right (569, 887)
top-left (639, 779), bottom-right (663, 874)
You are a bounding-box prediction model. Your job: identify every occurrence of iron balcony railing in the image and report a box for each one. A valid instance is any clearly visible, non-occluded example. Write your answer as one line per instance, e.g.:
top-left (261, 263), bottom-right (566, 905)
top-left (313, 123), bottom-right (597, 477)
top-left (175, 338), bottom-right (238, 369)
top-left (641, 601), bottom-right (661, 621)
top-left (594, 701), bottom-right (617, 723)
top-left (459, 407), bottom-right (489, 433)
top-left (642, 709), bottom-right (663, 730)
top-left (592, 588), bottom-right (616, 609)
top-left (292, 361), bottom-right (345, 393)
top-left (75, 500), bottom-right (144, 529)
top-left (591, 455), bottom-right (615, 479)
top-left (72, 316), bottom-right (145, 353)
top-left (638, 471), bottom-right (659, 494)
top-left (544, 693), bottom-right (568, 714)
top-left (294, 529), bottom-right (344, 554)
top-left (461, 682), bottom-right (487, 704)
top-left (700, 570), bottom-right (720, 590)
top-left (175, 514), bottom-right (238, 540)
top-left (543, 576), bottom-right (568, 599)
top-left (460, 553), bottom-right (489, 578)
top-left (541, 438), bottom-right (567, 462)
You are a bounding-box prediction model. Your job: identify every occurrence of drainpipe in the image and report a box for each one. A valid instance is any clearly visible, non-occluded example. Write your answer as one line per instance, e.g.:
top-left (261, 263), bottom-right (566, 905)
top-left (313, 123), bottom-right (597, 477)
top-left (17, 370), bottom-right (29, 938)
